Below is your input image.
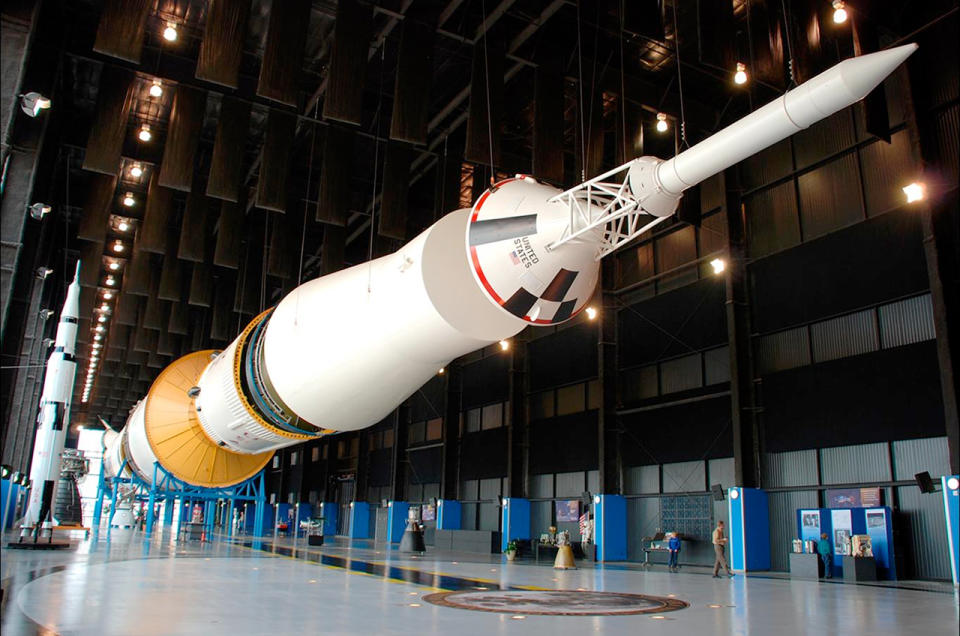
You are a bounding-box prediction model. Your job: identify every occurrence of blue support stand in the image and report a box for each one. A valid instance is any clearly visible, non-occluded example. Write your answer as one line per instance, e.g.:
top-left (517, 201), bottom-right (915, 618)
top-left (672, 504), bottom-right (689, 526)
top-left (594, 494), bottom-right (627, 561)
top-left (348, 502), bottom-right (371, 539)
top-left (320, 502), bottom-right (338, 536)
top-left (436, 499), bottom-right (461, 530)
top-left (91, 453), bottom-right (268, 543)
top-left (500, 498), bottom-right (530, 553)
top-left (942, 475), bottom-right (960, 587)
top-left (728, 487), bottom-right (771, 572)
top-left (386, 501), bottom-right (409, 543)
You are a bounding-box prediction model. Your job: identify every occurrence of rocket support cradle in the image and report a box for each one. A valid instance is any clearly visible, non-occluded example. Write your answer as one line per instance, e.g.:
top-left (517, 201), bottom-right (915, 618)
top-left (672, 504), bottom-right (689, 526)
top-left (103, 45), bottom-right (918, 489)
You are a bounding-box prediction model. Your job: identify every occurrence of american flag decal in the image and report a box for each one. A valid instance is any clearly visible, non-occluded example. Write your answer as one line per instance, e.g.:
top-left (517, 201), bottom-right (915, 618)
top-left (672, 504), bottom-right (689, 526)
top-left (509, 251), bottom-right (521, 265)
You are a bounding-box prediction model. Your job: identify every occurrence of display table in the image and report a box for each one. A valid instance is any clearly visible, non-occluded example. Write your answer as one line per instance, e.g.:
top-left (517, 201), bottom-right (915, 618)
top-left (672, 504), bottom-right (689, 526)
top-left (842, 556), bottom-right (877, 582)
top-left (789, 553), bottom-right (824, 579)
top-left (534, 542), bottom-right (585, 562)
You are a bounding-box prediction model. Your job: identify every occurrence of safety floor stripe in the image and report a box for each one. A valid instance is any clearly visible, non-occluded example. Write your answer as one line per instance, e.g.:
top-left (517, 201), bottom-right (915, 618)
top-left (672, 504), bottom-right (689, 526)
top-left (234, 539), bottom-right (547, 592)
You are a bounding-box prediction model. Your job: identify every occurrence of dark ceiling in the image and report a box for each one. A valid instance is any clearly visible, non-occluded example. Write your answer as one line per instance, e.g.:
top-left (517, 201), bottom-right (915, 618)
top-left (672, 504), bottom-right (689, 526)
top-left (1, 0), bottom-right (954, 436)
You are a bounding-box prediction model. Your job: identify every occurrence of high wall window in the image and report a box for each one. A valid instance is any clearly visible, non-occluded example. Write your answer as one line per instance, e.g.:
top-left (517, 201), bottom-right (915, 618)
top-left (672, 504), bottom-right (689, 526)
top-left (530, 380), bottom-right (600, 420)
top-left (620, 347), bottom-right (729, 404)
top-left (754, 294), bottom-right (935, 375)
top-left (311, 447), bottom-right (319, 462)
top-left (460, 402), bottom-right (507, 434)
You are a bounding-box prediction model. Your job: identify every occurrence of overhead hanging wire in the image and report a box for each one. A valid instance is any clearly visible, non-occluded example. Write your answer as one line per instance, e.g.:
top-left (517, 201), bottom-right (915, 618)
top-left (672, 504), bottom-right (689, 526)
top-left (619, 0), bottom-right (627, 162)
top-left (367, 44), bottom-right (387, 293)
top-left (576, 0), bottom-right (586, 181)
top-left (780, 0), bottom-right (797, 86)
top-left (480, 0), bottom-right (496, 185)
top-left (671, 0), bottom-right (690, 149)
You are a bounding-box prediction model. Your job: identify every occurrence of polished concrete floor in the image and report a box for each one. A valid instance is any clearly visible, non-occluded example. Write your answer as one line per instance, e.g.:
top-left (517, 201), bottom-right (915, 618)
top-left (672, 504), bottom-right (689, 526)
top-left (1, 529), bottom-right (957, 635)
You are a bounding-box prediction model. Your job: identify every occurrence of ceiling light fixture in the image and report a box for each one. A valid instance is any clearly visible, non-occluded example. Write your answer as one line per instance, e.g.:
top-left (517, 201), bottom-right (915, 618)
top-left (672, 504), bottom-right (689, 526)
top-left (108, 261), bottom-right (120, 271)
top-left (163, 22), bottom-right (178, 42)
top-left (149, 79), bottom-right (163, 98)
top-left (103, 291), bottom-right (113, 300)
top-left (499, 340), bottom-right (510, 351)
top-left (585, 306), bottom-right (598, 320)
top-left (656, 112), bottom-right (668, 133)
top-left (138, 124), bottom-right (152, 142)
top-left (832, 1), bottom-right (848, 24)
top-left (105, 276), bottom-right (116, 286)
top-left (112, 241), bottom-right (125, 253)
top-left (734, 62), bottom-right (748, 85)
top-left (20, 92), bottom-right (52, 117)
top-left (129, 163), bottom-right (143, 178)
top-left (29, 202), bottom-right (52, 220)
top-left (122, 192), bottom-right (135, 207)
top-left (902, 182), bottom-right (926, 203)
top-left (35, 267), bottom-right (54, 279)
top-left (94, 334), bottom-right (103, 341)
top-left (710, 258), bottom-right (726, 274)
top-left (39, 309), bottom-right (55, 320)
top-left (117, 220), bottom-right (130, 232)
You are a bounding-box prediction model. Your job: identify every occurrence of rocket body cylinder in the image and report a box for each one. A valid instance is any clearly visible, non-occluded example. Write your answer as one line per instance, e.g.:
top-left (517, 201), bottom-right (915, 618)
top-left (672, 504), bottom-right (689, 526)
top-left (104, 45), bottom-right (917, 489)
top-left (24, 265), bottom-right (81, 527)
top-left (652, 44), bottom-right (918, 195)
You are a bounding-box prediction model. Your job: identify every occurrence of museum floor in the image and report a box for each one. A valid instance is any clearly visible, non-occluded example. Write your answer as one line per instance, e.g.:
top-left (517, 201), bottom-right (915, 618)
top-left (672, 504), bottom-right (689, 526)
top-left (1, 530), bottom-right (957, 635)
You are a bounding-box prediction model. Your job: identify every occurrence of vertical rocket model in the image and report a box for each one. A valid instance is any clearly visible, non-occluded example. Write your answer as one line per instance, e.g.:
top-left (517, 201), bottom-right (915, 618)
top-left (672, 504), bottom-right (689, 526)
top-left (100, 45), bottom-right (917, 490)
top-left (22, 262), bottom-right (81, 532)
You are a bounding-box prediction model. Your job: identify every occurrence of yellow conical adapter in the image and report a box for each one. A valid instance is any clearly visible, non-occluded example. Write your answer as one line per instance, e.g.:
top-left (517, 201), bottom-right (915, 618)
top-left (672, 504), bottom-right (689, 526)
top-left (143, 350), bottom-right (273, 488)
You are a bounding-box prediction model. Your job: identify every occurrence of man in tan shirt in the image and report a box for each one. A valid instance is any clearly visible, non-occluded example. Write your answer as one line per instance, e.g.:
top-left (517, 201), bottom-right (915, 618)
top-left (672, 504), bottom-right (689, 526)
top-left (712, 520), bottom-right (734, 577)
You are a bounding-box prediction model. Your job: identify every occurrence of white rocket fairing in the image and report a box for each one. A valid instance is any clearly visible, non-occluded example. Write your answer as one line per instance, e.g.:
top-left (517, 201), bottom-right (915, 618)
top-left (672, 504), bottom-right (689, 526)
top-left (23, 262), bottom-right (81, 529)
top-left (101, 45), bottom-right (917, 489)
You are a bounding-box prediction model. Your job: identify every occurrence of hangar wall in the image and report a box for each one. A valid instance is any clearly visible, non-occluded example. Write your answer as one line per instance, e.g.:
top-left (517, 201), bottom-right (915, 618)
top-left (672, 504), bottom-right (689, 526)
top-left (260, 14), bottom-right (957, 581)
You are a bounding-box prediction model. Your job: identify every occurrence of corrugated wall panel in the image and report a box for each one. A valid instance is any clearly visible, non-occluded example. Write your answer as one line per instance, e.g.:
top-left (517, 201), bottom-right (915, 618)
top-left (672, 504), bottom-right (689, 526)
top-left (746, 181), bottom-right (801, 258)
top-left (587, 470), bottom-right (599, 494)
top-left (555, 471), bottom-right (584, 497)
top-left (764, 450), bottom-right (818, 487)
top-left (708, 458), bottom-right (735, 489)
top-left (797, 153), bottom-right (864, 241)
top-left (529, 474), bottom-right (553, 498)
top-left (660, 354), bottom-right (702, 394)
top-left (810, 309), bottom-right (878, 363)
top-left (626, 498), bottom-right (661, 561)
top-left (879, 294), bottom-right (935, 349)
top-left (478, 478), bottom-right (502, 531)
top-left (896, 487), bottom-right (951, 580)
top-left (891, 437), bottom-right (950, 481)
top-left (768, 490), bottom-right (819, 571)
top-left (933, 104), bottom-right (958, 183)
top-left (703, 346), bottom-right (730, 385)
top-left (756, 326), bottom-right (811, 374)
top-left (819, 443), bottom-right (891, 484)
top-left (624, 465), bottom-right (659, 494)
top-left (662, 461), bottom-right (705, 493)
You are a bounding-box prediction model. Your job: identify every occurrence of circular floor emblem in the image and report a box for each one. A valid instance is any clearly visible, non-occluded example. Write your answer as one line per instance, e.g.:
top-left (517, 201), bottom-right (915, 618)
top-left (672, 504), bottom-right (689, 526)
top-left (423, 590), bottom-right (688, 616)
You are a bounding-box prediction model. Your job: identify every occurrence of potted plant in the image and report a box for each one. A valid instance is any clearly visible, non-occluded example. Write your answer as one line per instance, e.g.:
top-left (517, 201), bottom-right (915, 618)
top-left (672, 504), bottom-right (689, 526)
top-left (505, 539), bottom-right (519, 561)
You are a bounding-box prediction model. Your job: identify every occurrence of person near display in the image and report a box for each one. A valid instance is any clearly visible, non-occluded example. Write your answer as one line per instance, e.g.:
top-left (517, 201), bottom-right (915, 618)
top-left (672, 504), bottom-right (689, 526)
top-left (818, 533), bottom-right (833, 579)
top-left (667, 532), bottom-right (681, 572)
top-left (712, 520), bottom-right (734, 578)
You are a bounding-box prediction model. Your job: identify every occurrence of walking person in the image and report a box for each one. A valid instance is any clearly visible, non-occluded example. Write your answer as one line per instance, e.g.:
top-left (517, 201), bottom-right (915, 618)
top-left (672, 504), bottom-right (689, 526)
top-left (667, 532), bottom-right (681, 572)
top-left (818, 533), bottom-right (833, 579)
top-left (712, 520), bottom-right (733, 578)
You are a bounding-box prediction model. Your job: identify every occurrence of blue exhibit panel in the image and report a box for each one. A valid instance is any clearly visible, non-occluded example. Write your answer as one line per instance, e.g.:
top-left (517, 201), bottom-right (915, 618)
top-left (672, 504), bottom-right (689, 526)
top-left (1, 479), bottom-right (20, 530)
top-left (943, 476), bottom-right (960, 586)
top-left (244, 502), bottom-right (274, 535)
top-left (319, 502), bottom-right (338, 536)
top-left (437, 499), bottom-right (461, 530)
top-left (349, 501), bottom-right (371, 539)
top-left (276, 503), bottom-right (294, 529)
top-left (500, 498), bottom-right (530, 552)
top-left (386, 501), bottom-right (409, 543)
top-left (296, 503), bottom-right (313, 531)
top-left (794, 506), bottom-right (896, 579)
top-left (594, 494), bottom-right (627, 561)
top-left (728, 488), bottom-right (770, 571)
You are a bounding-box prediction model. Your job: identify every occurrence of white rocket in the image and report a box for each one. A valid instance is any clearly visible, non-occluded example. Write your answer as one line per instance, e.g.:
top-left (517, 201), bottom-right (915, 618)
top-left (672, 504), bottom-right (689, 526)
top-left (23, 261), bottom-right (81, 529)
top-left (101, 45), bottom-right (917, 489)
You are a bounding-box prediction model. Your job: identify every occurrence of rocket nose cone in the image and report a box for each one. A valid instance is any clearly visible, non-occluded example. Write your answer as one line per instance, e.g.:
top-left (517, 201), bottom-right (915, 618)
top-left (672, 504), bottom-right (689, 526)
top-left (840, 44), bottom-right (918, 100)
